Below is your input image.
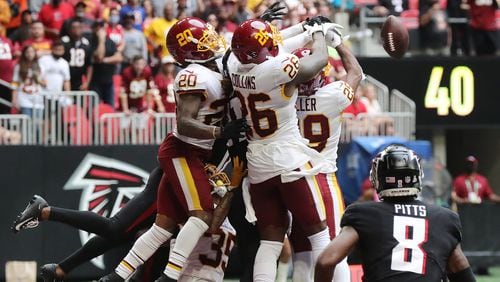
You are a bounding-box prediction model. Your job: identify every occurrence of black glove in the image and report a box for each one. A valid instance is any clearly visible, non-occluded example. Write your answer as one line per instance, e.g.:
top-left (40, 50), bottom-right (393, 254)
top-left (259, 1), bottom-right (286, 22)
top-left (220, 118), bottom-right (250, 139)
top-left (305, 15), bottom-right (332, 26)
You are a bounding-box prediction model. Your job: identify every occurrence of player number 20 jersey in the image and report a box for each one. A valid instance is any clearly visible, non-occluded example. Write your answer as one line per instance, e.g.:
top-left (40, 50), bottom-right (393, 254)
top-left (296, 81), bottom-right (354, 171)
top-left (172, 63), bottom-right (226, 150)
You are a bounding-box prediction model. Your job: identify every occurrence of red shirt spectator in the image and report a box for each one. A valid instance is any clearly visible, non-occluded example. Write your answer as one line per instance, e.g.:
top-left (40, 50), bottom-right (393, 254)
top-left (452, 156), bottom-right (500, 204)
top-left (153, 56), bottom-right (176, 113)
top-left (106, 22), bottom-right (124, 48)
top-left (343, 99), bottom-right (367, 116)
top-left (0, 36), bottom-right (15, 82)
top-left (38, 0), bottom-right (74, 39)
top-left (22, 21), bottom-right (52, 58)
top-left (119, 57), bottom-right (154, 113)
top-left (468, 0), bottom-right (497, 31)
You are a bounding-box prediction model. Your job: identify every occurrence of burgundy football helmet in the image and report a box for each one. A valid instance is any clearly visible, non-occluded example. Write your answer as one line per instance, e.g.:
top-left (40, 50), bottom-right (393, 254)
top-left (293, 47), bottom-right (331, 96)
top-left (166, 17), bottom-right (227, 65)
top-left (231, 19), bottom-right (282, 64)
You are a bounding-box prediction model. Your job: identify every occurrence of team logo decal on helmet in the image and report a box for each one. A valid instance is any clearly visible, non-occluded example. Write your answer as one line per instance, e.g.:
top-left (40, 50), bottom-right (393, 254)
top-left (231, 19), bottom-right (282, 64)
top-left (370, 145), bottom-right (423, 199)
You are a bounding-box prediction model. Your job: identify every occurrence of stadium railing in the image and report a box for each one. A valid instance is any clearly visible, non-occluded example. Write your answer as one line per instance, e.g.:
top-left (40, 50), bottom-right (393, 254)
top-left (340, 112), bottom-right (415, 142)
top-left (98, 112), bottom-right (176, 145)
top-left (365, 75), bottom-right (390, 111)
top-left (0, 114), bottom-right (31, 145)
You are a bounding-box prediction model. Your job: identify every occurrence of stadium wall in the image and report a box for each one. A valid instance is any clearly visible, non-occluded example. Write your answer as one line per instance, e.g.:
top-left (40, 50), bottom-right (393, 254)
top-left (0, 146), bottom-right (158, 280)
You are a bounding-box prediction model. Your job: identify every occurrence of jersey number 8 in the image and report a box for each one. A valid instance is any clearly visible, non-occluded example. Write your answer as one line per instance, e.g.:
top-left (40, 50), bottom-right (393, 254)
top-left (391, 216), bottom-right (428, 274)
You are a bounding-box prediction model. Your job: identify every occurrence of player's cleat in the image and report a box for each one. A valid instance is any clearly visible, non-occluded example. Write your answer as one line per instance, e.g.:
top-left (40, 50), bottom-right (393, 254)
top-left (98, 272), bottom-right (125, 282)
top-left (40, 264), bottom-right (62, 282)
top-left (153, 274), bottom-right (177, 282)
top-left (11, 195), bottom-right (48, 233)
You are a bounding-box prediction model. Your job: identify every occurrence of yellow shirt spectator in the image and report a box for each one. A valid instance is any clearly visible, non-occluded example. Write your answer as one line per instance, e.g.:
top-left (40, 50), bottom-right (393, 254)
top-left (144, 17), bottom-right (177, 59)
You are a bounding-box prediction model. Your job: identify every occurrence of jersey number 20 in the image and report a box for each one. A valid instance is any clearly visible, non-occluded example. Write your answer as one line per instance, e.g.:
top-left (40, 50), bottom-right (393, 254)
top-left (391, 216), bottom-right (428, 274)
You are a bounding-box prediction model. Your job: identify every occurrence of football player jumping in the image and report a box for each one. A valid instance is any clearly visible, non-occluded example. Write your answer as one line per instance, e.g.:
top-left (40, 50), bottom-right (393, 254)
top-left (228, 18), bottom-right (342, 281)
top-left (99, 17), bottom-right (248, 282)
top-left (315, 145), bottom-right (475, 282)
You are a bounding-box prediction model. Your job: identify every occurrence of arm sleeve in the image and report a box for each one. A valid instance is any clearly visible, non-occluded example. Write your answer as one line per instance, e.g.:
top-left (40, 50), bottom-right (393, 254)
top-left (449, 211), bottom-right (463, 243)
top-left (281, 32), bottom-right (311, 53)
top-left (341, 204), bottom-right (361, 229)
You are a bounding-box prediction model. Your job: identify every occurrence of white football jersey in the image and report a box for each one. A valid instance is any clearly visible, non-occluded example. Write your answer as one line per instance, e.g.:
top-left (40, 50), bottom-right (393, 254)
top-left (175, 220), bottom-right (236, 282)
top-left (296, 81), bottom-right (354, 171)
top-left (228, 52), bottom-right (334, 183)
top-left (172, 63), bottom-right (226, 150)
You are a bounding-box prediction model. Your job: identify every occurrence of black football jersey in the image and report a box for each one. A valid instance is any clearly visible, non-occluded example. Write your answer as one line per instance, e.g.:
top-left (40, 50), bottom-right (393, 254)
top-left (341, 199), bottom-right (462, 281)
top-left (62, 36), bottom-right (93, 90)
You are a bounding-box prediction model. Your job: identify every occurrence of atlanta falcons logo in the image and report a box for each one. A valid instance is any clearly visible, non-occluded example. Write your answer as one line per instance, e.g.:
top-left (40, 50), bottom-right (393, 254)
top-left (63, 153), bottom-right (149, 269)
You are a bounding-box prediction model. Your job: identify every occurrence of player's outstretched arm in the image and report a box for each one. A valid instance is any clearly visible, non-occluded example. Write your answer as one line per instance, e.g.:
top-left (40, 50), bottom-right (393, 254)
top-left (284, 29), bottom-right (328, 97)
top-left (315, 226), bottom-right (359, 282)
top-left (335, 43), bottom-right (363, 93)
top-left (447, 244), bottom-right (476, 281)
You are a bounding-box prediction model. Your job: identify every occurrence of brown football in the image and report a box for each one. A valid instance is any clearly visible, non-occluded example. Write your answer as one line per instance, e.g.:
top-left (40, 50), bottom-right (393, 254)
top-left (381, 15), bottom-right (409, 59)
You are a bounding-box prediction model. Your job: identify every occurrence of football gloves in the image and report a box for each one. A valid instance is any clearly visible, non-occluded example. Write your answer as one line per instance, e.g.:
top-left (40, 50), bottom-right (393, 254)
top-left (220, 118), bottom-right (250, 139)
top-left (259, 1), bottom-right (287, 22)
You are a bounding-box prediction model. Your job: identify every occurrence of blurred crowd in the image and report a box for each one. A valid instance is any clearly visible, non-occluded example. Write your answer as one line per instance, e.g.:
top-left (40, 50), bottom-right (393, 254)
top-left (0, 0), bottom-right (497, 119)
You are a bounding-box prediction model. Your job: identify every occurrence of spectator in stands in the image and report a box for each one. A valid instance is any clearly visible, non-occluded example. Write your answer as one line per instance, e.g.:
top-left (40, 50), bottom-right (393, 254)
top-left (419, 0), bottom-right (449, 55)
top-left (153, 55), bottom-right (176, 113)
top-left (22, 21), bottom-right (52, 58)
top-left (468, 0), bottom-right (498, 55)
top-left (89, 20), bottom-right (122, 107)
top-left (360, 83), bottom-right (382, 114)
top-left (233, 0), bottom-right (252, 24)
top-left (0, 30), bottom-right (15, 114)
top-left (358, 177), bottom-right (380, 202)
top-left (120, 0), bottom-right (146, 31)
top-left (447, 0), bottom-right (471, 56)
top-left (452, 156), bottom-right (500, 204)
top-left (9, 10), bottom-right (32, 46)
top-left (144, 1), bottom-right (177, 61)
top-left (29, 0), bottom-right (45, 14)
top-left (122, 12), bottom-right (148, 67)
top-left (119, 55), bottom-right (161, 114)
top-left (60, 1), bottom-right (94, 39)
top-left (142, 0), bottom-right (155, 30)
top-left (373, 0), bottom-right (409, 16)
top-left (106, 8), bottom-right (125, 52)
top-left (38, 0), bottom-right (74, 39)
top-left (202, 0), bottom-right (224, 20)
top-left (5, 0), bottom-right (28, 36)
top-left (68, 0), bottom-right (102, 20)
top-left (344, 87), bottom-right (368, 116)
top-left (39, 40), bottom-right (71, 95)
top-left (176, 0), bottom-right (205, 18)
top-left (11, 45), bottom-right (45, 118)
top-left (100, 0), bottom-right (121, 21)
top-left (0, 0), bottom-right (11, 36)
top-left (62, 19), bottom-right (93, 90)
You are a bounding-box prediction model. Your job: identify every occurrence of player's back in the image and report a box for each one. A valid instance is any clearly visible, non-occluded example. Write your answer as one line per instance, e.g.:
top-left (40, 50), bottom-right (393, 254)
top-left (228, 51), bottom-right (302, 143)
top-left (342, 199), bottom-right (462, 281)
top-left (296, 81), bottom-right (353, 170)
top-left (172, 63), bottom-right (226, 150)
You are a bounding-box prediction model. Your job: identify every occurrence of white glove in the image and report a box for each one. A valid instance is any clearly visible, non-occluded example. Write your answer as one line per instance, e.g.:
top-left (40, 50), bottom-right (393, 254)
top-left (304, 23), bottom-right (324, 36)
top-left (211, 185), bottom-right (228, 198)
top-left (321, 22), bottom-right (344, 35)
top-left (326, 28), bottom-right (343, 48)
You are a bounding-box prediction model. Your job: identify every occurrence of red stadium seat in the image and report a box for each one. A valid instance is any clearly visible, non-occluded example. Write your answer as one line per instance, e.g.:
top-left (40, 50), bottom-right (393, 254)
top-left (400, 10), bottom-right (420, 30)
top-left (409, 0), bottom-right (419, 10)
top-left (354, 0), bottom-right (379, 6)
top-left (63, 105), bottom-right (91, 145)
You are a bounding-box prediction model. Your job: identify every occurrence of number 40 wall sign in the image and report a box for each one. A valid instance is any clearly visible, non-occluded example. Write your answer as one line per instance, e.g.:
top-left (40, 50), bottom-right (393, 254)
top-left (358, 57), bottom-right (500, 128)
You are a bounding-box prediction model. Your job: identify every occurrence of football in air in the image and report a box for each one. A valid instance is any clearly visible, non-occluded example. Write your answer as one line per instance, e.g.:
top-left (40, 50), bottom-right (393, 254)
top-left (381, 15), bottom-right (409, 59)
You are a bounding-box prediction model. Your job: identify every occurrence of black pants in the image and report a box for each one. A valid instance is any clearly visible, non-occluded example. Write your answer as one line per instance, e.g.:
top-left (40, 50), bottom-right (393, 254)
top-left (471, 28), bottom-right (498, 56)
top-left (49, 167), bottom-right (163, 273)
top-left (450, 23), bottom-right (471, 56)
top-left (0, 84), bottom-right (12, 114)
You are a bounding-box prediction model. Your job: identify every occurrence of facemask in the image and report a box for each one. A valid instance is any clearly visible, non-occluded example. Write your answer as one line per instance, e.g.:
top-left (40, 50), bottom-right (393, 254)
top-left (110, 15), bottom-right (120, 24)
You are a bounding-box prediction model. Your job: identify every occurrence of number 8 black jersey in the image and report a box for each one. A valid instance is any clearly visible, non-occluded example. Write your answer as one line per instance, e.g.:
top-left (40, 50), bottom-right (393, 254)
top-left (341, 199), bottom-right (462, 281)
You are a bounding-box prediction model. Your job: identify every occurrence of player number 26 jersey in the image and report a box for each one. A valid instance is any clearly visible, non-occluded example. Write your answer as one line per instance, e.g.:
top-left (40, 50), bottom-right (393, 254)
top-left (172, 63), bottom-right (227, 150)
top-left (228, 52), bottom-right (302, 143)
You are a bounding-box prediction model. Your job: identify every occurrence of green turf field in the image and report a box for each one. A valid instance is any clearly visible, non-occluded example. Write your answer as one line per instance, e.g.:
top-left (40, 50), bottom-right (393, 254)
top-left (477, 266), bottom-right (500, 282)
